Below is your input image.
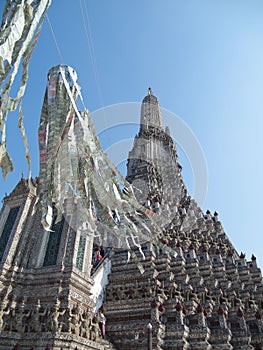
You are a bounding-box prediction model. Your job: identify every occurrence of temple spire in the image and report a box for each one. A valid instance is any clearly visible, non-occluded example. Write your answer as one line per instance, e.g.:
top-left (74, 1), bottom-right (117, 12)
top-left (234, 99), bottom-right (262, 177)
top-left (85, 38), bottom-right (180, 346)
top-left (126, 90), bottom-right (185, 207)
top-left (140, 87), bottom-right (162, 130)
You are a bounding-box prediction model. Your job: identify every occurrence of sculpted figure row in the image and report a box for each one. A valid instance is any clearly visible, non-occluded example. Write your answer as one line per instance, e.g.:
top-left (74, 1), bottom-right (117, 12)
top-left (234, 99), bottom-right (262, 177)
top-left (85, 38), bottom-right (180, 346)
top-left (0, 297), bottom-right (100, 342)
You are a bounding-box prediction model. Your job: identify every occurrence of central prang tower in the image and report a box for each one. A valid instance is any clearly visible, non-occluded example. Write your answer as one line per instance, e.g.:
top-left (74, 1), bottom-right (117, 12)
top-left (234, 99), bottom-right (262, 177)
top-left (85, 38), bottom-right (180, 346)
top-left (105, 89), bottom-right (263, 350)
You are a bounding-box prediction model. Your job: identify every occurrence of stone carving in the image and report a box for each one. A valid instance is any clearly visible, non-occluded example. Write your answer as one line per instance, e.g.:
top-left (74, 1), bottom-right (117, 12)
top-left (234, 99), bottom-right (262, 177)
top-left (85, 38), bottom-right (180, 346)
top-left (0, 298), bottom-right (10, 331)
top-left (29, 300), bottom-right (48, 333)
top-left (79, 310), bottom-right (91, 339)
top-left (47, 299), bottom-right (66, 332)
top-left (90, 315), bottom-right (99, 342)
top-left (14, 299), bottom-right (30, 333)
top-left (69, 303), bottom-right (81, 335)
top-left (0, 296), bottom-right (102, 345)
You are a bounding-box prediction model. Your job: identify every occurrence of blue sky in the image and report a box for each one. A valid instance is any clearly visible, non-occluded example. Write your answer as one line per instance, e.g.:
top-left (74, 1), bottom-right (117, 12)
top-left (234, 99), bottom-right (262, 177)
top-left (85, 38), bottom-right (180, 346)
top-left (0, 1), bottom-right (263, 268)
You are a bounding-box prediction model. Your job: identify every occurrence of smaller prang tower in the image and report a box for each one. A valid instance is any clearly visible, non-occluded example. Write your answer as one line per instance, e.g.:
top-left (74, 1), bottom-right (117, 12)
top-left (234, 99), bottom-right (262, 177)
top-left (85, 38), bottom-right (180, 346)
top-left (0, 66), bottom-right (114, 350)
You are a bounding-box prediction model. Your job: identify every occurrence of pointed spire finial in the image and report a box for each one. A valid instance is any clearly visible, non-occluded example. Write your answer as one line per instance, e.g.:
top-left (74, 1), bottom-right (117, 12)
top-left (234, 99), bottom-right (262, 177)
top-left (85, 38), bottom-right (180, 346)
top-left (165, 125), bottom-right (171, 136)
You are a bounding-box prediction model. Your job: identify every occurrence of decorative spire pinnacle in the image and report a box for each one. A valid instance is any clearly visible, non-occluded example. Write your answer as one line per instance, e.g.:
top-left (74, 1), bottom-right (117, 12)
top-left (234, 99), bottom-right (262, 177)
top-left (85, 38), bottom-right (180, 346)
top-left (165, 125), bottom-right (171, 136)
top-left (140, 87), bottom-right (162, 129)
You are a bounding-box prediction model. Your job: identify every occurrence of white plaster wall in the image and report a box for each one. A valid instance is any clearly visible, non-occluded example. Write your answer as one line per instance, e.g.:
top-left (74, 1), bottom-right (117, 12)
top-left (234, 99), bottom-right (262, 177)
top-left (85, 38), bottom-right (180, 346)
top-left (90, 258), bottom-right (111, 312)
